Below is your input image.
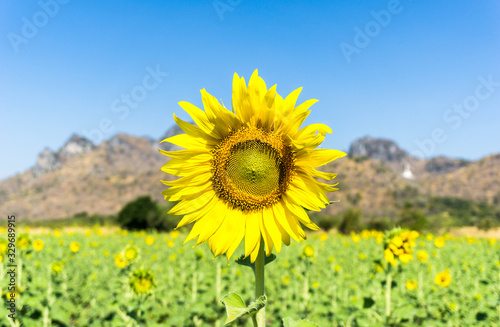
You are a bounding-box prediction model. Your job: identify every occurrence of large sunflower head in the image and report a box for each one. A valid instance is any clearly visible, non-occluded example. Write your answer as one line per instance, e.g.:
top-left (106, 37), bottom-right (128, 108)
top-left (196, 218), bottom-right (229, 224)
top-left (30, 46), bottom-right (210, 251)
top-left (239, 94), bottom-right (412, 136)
top-left (160, 70), bottom-right (346, 262)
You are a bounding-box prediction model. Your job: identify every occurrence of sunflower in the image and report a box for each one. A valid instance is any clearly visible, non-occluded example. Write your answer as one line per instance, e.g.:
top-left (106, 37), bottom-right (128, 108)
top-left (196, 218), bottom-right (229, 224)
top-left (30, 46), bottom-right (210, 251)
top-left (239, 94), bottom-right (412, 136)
top-left (416, 250), bottom-right (428, 263)
top-left (69, 241), bottom-right (80, 253)
top-left (129, 269), bottom-right (156, 294)
top-left (405, 280), bottom-right (418, 291)
top-left (51, 262), bottom-right (64, 275)
top-left (114, 253), bottom-right (128, 268)
top-left (160, 70), bottom-right (346, 262)
top-left (434, 236), bottom-right (445, 248)
top-left (145, 235), bottom-right (155, 246)
top-left (17, 234), bottom-right (31, 250)
top-left (383, 229), bottom-right (419, 265)
top-left (124, 245), bottom-right (140, 262)
top-left (33, 239), bottom-right (44, 252)
top-left (0, 239), bottom-right (7, 253)
top-left (435, 269), bottom-right (451, 287)
top-left (302, 244), bottom-right (315, 258)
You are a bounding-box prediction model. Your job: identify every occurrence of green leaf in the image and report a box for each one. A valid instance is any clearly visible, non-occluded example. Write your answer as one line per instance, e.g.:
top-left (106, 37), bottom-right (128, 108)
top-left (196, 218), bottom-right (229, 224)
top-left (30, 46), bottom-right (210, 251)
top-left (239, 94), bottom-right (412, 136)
top-left (362, 297), bottom-right (375, 309)
top-left (265, 253), bottom-right (277, 265)
top-left (235, 255), bottom-right (254, 270)
top-left (236, 254), bottom-right (276, 270)
top-left (476, 312), bottom-right (488, 321)
top-left (380, 280), bottom-right (397, 289)
top-left (220, 292), bottom-right (267, 325)
top-left (283, 317), bottom-right (321, 327)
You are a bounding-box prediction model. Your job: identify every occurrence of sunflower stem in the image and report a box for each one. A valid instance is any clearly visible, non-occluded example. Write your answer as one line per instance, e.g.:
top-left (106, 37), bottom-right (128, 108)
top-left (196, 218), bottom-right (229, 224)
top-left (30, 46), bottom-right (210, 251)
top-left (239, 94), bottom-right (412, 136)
top-left (385, 272), bottom-right (392, 323)
top-left (254, 240), bottom-right (266, 327)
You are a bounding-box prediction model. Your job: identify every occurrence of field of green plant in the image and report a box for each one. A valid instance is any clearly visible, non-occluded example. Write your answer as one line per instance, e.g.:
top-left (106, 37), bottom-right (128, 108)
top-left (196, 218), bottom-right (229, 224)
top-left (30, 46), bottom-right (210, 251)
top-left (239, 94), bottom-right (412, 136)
top-left (1, 228), bottom-right (499, 326)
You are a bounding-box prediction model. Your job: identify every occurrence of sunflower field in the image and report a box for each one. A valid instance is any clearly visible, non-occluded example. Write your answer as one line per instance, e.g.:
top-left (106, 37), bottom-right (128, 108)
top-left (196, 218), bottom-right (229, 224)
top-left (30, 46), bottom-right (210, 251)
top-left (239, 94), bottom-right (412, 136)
top-left (1, 227), bottom-right (499, 326)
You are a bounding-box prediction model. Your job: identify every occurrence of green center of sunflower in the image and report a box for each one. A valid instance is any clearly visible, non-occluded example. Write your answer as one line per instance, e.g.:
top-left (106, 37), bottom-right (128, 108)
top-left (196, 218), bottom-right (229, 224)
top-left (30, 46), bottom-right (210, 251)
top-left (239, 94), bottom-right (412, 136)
top-left (226, 141), bottom-right (282, 198)
top-left (212, 126), bottom-right (295, 211)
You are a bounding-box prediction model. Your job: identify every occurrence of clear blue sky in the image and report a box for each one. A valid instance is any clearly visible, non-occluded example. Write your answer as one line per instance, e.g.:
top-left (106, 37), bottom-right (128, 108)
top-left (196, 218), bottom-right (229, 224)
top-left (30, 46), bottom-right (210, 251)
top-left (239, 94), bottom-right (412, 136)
top-left (1, 0), bottom-right (499, 179)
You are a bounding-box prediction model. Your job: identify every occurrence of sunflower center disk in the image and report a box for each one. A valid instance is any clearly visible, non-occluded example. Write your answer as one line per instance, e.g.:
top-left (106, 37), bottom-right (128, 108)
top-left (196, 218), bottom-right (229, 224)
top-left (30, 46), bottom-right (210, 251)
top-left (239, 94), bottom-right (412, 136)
top-left (226, 142), bottom-right (282, 198)
top-left (212, 127), bottom-right (294, 211)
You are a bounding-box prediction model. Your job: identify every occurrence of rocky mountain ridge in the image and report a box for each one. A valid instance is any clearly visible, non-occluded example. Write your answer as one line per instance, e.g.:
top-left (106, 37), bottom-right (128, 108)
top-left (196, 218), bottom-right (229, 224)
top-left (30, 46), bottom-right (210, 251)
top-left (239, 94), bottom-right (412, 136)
top-left (33, 134), bottom-right (96, 177)
top-left (348, 136), bottom-right (472, 178)
top-left (0, 128), bottom-right (497, 220)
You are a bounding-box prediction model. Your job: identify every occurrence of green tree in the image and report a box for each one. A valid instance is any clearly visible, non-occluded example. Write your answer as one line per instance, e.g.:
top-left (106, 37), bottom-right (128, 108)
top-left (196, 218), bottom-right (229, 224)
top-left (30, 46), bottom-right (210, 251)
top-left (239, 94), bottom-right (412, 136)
top-left (398, 202), bottom-right (428, 231)
top-left (117, 195), bottom-right (179, 230)
top-left (338, 208), bottom-right (363, 234)
top-left (117, 195), bottom-right (159, 230)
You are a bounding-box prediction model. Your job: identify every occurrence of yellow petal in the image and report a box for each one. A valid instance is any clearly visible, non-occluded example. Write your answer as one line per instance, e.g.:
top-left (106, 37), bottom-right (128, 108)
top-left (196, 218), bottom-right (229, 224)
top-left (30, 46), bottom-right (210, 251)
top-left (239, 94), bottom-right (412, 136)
top-left (258, 84), bottom-right (277, 130)
top-left (225, 212), bottom-right (246, 260)
top-left (250, 240), bottom-right (261, 263)
top-left (272, 201), bottom-right (301, 242)
top-left (179, 101), bottom-right (222, 139)
top-left (283, 195), bottom-right (320, 231)
top-left (161, 183), bottom-right (211, 201)
top-left (160, 165), bottom-right (210, 177)
top-left (160, 134), bottom-right (211, 149)
top-left (233, 74), bottom-right (253, 123)
top-left (281, 196), bottom-right (307, 240)
top-left (297, 165), bottom-right (337, 181)
top-left (244, 211), bottom-right (261, 258)
top-left (159, 149), bottom-right (210, 161)
top-left (160, 133), bottom-right (214, 150)
top-left (275, 215), bottom-right (291, 246)
top-left (279, 110), bottom-right (310, 137)
top-left (259, 214), bottom-right (273, 256)
top-left (173, 113), bottom-right (219, 142)
top-left (247, 70), bottom-right (264, 123)
top-left (296, 149), bottom-right (347, 168)
top-left (262, 207), bottom-right (282, 253)
top-left (293, 171), bottom-right (330, 204)
top-left (282, 87), bottom-right (303, 116)
top-left (309, 167), bottom-right (338, 181)
top-left (294, 99), bottom-right (319, 116)
top-left (209, 207), bottom-right (242, 257)
top-left (295, 123), bottom-right (332, 139)
top-left (161, 156), bottom-right (211, 172)
top-left (161, 171), bottom-right (212, 187)
top-left (191, 201), bottom-right (227, 246)
top-left (201, 89), bottom-right (239, 135)
top-left (169, 189), bottom-right (215, 216)
top-left (286, 184), bottom-right (324, 211)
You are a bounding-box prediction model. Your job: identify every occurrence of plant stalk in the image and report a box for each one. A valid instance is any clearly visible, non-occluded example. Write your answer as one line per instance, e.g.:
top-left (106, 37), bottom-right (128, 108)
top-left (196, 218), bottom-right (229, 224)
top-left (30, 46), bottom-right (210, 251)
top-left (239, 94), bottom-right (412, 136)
top-left (385, 272), bottom-right (392, 323)
top-left (254, 240), bottom-right (265, 327)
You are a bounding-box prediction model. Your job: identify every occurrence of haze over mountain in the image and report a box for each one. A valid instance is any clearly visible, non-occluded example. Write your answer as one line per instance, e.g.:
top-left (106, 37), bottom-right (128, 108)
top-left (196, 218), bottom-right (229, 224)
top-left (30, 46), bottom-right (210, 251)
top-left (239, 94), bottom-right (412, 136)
top-left (1, 127), bottom-right (498, 222)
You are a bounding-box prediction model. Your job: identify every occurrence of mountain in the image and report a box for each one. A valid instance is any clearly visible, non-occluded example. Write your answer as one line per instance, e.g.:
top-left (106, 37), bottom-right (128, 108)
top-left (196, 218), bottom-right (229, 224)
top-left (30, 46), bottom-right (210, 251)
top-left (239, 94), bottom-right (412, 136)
top-left (0, 132), bottom-right (177, 220)
top-left (348, 136), bottom-right (409, 162)
top-left (0, 130), bottom-right (498, 222)
top-left (339, 137), bottom-right (497, 220)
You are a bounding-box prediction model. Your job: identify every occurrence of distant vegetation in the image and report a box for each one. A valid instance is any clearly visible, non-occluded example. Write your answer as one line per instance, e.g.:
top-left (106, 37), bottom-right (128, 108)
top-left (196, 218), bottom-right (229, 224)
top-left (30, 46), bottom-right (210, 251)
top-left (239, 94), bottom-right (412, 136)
top-left (313, 193), bottom-right (500, 234)
top-left (26, 212), bottom-right (116, 229)
top-left (26, 193), bottom-right (500, 233)
top-left (116, 195), bottom-right (178, 231)
top-left (26, 195), bottom-right (179, 231)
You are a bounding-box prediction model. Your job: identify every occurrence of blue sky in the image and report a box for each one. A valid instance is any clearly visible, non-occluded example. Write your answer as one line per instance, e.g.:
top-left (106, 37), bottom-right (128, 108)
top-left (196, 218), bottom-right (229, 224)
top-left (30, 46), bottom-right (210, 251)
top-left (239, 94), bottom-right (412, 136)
top-left (1, 0), bottom-right (499, 179)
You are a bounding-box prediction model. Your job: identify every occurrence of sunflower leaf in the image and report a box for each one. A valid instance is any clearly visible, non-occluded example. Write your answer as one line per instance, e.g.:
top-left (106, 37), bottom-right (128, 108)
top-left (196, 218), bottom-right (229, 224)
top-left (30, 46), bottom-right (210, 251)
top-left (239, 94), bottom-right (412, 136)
top-left (283, 317), bottom-right (321, 327)
top-left (220, 292), bottom-right (267, 325)
top-left (265, 253), bottom-right (277, 266)
top-left (235, 255), bottom-right (254, 270)
top-left (235, 253), bottom-right (277, 270)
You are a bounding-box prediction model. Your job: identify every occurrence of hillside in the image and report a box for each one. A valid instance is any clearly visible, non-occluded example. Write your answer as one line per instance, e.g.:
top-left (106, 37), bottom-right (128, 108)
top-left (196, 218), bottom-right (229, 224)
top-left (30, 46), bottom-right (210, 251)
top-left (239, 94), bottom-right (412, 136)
top-left (0, 130), bottom-right (498, 223)
top-left (0, 133), bottom-right (173, 220)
